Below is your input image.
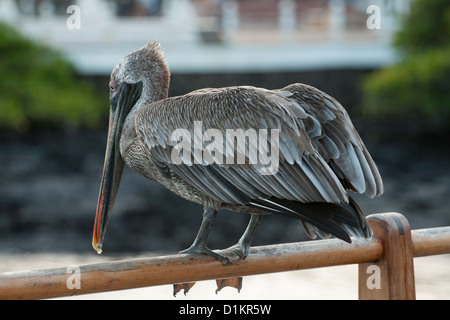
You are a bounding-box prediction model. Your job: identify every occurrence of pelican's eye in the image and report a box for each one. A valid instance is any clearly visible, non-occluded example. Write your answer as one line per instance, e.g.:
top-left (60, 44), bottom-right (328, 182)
top-left (109, 79), bottom-right (118, 97)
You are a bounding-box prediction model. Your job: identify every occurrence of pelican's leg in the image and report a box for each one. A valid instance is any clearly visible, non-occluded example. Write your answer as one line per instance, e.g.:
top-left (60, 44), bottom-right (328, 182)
top-left (224, 214), bottom-right (262, 259)
top-left (179, 207), bottom-right (230, 265)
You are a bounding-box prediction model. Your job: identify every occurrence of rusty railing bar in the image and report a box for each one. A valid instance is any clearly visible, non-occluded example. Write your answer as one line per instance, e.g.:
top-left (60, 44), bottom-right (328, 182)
top-left (0, 213), bottom-right (448, 300)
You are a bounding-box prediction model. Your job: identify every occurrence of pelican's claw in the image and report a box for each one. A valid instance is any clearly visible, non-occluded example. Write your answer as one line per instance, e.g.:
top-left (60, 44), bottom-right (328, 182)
top-left (222, 242), bottom-right (250, 260)
top-left (179, 246), bottom-right (231, 266)
top-left (215, 277), bottom-right (243, 294)
top-left (173, 282), bottom-right (196, 297)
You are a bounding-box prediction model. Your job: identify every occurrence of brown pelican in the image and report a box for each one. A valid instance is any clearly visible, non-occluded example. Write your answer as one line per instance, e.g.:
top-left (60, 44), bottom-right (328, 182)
top-left (92, 42), bottom-right (383, 264)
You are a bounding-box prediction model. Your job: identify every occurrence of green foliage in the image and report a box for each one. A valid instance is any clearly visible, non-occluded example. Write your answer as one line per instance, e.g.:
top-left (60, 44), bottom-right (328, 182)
top-left (0, 22), bottom-right (107, 132)
top-left (362, 47), bottom-right (450, 118)
top-left (362, 0), bottom-right (450, 121)
top-left (394, 0), bottom-right (450, 54)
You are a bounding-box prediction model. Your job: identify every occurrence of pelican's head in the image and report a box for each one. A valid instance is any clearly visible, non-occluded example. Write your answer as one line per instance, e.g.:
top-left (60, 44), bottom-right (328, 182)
top-left (92, 42), bottom-right (170, 254)
top-left (110, 42), bottom-right (170, 102)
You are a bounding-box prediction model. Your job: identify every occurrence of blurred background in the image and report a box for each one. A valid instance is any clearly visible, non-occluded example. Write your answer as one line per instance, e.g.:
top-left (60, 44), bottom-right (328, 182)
top-left (0, 0), bottom-right (449, 299)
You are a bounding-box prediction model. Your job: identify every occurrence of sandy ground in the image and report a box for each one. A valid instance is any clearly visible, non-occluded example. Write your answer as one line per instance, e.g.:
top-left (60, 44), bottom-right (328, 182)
top-left (0, 252), bottom-right (448, 300)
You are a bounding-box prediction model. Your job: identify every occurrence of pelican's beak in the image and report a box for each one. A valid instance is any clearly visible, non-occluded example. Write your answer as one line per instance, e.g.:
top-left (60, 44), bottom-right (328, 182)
top-left (92, 81), bottom-right (143, 254)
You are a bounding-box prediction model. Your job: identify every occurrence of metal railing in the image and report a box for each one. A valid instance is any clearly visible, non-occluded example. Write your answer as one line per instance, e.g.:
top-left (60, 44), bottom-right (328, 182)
top-left (0, 212), bottom-right (449, 300)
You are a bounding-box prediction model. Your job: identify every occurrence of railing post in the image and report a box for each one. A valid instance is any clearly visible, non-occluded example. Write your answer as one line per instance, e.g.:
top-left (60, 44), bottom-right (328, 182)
top-left (358, 212), bottom-right (416, 300)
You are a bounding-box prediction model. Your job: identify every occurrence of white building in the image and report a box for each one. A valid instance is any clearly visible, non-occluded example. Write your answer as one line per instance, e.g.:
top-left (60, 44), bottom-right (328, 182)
top-left (0, 0), bottom-right (410, 75)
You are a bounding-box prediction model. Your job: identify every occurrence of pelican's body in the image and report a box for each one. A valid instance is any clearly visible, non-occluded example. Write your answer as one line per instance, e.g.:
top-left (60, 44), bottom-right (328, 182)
top-left (93, 43), bottom-right (383, 263)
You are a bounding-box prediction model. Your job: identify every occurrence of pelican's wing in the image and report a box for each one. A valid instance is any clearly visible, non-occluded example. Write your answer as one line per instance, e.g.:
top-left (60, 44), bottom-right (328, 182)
top-left (136, 86), bottom-right (349, 205)
top-left (278, 83), bottom-right (384, 198)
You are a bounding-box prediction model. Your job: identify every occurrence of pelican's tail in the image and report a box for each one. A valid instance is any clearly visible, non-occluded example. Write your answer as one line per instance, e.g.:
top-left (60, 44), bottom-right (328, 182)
top-left (248, 196), bottom-right (372, 243)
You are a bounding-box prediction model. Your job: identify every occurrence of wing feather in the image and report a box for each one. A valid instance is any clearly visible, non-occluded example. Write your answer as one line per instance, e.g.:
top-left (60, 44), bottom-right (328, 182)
top-left (136, 86), bottom-right (349, 205)
top-left (280, 83), bottom-right (383, 198)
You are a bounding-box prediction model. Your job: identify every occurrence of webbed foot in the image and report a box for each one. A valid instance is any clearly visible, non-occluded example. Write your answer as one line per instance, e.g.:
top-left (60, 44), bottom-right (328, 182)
top-left (179, 245), bottom-right (231, 265)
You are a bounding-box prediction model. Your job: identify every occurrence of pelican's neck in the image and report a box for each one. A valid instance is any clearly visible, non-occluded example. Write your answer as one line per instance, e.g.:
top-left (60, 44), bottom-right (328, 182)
top-left (119, 84), bottom-right (168, 158)
top-left (119, 58), bottom-right (170, 156)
